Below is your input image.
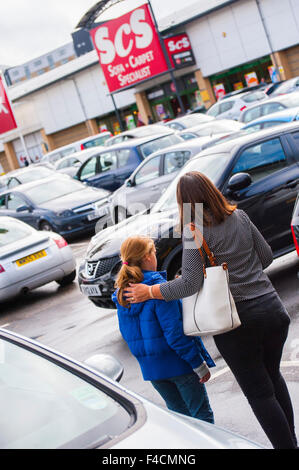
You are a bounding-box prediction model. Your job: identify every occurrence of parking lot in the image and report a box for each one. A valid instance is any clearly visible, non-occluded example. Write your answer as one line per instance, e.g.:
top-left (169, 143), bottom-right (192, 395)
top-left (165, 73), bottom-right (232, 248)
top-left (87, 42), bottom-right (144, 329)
top-left (1, 233), bottom-right (298, 449)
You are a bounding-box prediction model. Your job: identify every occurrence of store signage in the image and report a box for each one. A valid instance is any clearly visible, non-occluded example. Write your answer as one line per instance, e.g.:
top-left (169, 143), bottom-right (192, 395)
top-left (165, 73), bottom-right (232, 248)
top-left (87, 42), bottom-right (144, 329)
top-left (90, 4), bottom-right (168, 93)
top-left (244, 72), bottom-right (259, 87)
top-left (164, 33), bottom-right (195, 69)
top-left (0, 77), bottom-right (17, 134)
top-left (213, 83), bottom-right (226, 100)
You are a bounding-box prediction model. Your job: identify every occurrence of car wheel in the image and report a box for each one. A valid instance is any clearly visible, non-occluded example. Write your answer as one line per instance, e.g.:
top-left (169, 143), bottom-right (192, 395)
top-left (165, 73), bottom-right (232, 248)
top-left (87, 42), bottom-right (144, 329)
top-left (167, 254), bottom-right (182, 280)
top-left (56, 270), bottom-right (76, 287)
top-left (115, 206), bottom-right (128, 224)
top-left (40, 220), bottom-right (54, 231)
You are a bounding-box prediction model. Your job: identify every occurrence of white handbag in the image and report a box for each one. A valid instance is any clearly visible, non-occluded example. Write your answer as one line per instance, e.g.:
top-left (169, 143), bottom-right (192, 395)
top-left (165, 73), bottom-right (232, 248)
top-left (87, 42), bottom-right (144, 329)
top-left (182, 224), bottom-right (241, 337)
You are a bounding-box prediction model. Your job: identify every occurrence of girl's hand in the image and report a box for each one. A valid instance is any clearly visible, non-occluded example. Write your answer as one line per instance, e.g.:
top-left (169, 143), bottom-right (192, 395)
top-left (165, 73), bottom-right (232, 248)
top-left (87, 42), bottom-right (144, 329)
top-left (200, 371), bottom-right (211, 384)
top-left (124, 283), bottom-right (151, 303)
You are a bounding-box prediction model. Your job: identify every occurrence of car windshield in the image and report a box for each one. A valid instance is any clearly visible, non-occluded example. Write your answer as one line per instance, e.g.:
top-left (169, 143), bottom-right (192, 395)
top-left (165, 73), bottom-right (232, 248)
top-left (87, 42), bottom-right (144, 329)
top-left (139, 134), bottom-right (182, 158)
top-left (25, 179), bottom-right (85, 204)
top-left (0, 220), bottom-right (32, 247)
top-left (0, 337), bottom-right (132, 449)
top-left (152, 153), bottom-right (231, 213)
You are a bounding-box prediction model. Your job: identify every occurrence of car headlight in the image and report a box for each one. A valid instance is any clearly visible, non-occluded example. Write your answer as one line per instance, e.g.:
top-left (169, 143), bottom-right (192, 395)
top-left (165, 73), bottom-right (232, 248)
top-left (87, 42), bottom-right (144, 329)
top-left (56, 210), bottom-right (73, 217)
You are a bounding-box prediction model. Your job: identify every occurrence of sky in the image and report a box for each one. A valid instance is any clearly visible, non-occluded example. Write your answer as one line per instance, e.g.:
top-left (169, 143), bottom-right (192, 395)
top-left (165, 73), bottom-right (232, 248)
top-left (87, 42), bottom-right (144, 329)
top-left (0, 0), bottom-right (198, 67)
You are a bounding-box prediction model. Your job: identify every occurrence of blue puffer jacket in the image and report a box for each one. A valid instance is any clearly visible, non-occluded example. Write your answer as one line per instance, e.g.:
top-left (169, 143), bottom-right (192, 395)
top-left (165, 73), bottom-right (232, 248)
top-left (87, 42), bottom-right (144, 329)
top-left (112, 270), bottom-right (215, 381)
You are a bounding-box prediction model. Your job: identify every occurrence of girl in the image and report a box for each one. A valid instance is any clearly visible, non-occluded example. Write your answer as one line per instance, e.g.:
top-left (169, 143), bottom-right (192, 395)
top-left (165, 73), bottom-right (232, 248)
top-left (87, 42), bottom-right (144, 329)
top-left (112, 235), bottom-right (215, 424)
top-left (125, 171), bottom-right (297, 449)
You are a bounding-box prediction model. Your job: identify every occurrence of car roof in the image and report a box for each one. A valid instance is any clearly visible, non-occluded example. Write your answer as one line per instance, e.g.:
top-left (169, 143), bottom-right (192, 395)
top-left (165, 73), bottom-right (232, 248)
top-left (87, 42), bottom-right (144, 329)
top-left (194, 120), bottom-right (299, 158)
top-left (180, 119), bottom-right (243, 133)
top-left (102, 132), bottom-right (177, 149)
top-left (0, 175), bottom-right (74, 195)
top-left (107, 124), bottom-right (170, 138)
top-left (44, 132), bottom-right (111, 157)
top-left (145, 137), bottom-right (214, 158)
top-left (55, 147), bottom-right (105, 163)
top-left (3, 166), bottom-right (54, 177)
top-left (243, 90), bottom-right (299, 110)
top-left (243, 106), bottom-right (299, 126)
top-left (211, 90), bottom-right (264, 105)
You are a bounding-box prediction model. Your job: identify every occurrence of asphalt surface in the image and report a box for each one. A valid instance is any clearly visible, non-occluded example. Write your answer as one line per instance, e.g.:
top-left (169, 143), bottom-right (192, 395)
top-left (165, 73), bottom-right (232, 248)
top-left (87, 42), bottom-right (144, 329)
top-left (1, 235), bottom-right (299, 449)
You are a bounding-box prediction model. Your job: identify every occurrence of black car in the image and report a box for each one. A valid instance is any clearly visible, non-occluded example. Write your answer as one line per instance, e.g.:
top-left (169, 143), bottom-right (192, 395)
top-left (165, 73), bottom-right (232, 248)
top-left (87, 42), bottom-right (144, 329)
top-left (78, 122), bottom-right (299, 309)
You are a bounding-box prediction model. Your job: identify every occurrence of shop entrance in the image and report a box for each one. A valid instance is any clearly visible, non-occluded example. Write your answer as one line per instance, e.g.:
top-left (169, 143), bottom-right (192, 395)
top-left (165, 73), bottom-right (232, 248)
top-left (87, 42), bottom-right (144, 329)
top-left (209, 56), bottom-right (273, 98)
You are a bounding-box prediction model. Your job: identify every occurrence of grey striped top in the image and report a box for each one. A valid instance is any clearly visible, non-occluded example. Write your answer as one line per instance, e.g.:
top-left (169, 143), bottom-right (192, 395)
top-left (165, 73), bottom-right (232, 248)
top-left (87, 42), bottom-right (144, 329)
top-left (160, 209), bottom-right (275, 303)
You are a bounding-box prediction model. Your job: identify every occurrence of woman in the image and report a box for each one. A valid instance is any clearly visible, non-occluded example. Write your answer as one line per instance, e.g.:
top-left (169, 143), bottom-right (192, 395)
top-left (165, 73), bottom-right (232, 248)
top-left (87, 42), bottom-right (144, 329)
top-left (125, 171), bottom-right (297, 449)
top-left (112, 235), bottom-right (215, 424)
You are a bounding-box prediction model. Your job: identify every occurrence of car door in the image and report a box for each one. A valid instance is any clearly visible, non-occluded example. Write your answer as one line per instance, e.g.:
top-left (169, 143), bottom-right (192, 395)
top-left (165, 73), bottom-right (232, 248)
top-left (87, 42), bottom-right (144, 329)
top-left (5, 192), bottom-right (37, 228)
top-left (128, 155), bottom-right (163, 212)
top-left (218, 101), bottom-right (234, 119)
top-left (223, 135), bottom-right (298, 254)
top-left (114, 149), bottom-right (139, 189)
top-left (95, 151), bottom-right (118, 191)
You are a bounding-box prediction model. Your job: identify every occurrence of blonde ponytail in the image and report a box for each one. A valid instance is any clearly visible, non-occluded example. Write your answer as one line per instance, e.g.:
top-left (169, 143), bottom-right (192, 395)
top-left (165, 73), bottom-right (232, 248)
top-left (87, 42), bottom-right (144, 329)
top-left (115, 236), bottom-right (155, 307)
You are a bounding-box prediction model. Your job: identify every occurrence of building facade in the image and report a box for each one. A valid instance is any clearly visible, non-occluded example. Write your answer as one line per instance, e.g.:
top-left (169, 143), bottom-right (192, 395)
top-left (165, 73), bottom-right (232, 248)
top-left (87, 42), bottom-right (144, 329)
top-left (1, 0), bottom-right (299, 171)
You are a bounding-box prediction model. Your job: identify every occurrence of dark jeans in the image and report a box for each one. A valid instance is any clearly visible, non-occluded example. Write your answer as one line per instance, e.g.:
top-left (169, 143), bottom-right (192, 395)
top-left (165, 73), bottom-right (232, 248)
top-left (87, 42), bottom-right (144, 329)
top-left (151, 372), bottom-right (214, 424)
top-left (214, 291), bottom-right (297, 449)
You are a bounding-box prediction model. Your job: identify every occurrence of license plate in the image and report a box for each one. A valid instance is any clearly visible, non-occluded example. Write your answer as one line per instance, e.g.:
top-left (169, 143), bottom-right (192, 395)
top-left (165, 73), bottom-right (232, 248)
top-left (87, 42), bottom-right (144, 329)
top-left (80, 284), bottom-right (102, 296)
top-left (16, 250), bottom-right (47, 267)
top-left (87, 206), bottom-right (109, 221)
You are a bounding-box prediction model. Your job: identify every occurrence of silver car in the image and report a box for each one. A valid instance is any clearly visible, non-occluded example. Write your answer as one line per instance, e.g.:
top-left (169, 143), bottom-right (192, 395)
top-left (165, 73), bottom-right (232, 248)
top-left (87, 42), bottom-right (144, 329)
top-left (207, 90), bottom-right (267, 120)
top-left (0, 217), bottom-right (76, 302)
top-left (0, 166), bottom-right (57, 192)
top-left (109, 139), bottom-right (214, 224)
top-left (239, 91), bottom-right (299, 123)
top-left (0, 327), bottom-right (263, 449)
top-left (164, 114), bottom-right (214, 131)
top-left (179, 119), bottom-right (243, 141)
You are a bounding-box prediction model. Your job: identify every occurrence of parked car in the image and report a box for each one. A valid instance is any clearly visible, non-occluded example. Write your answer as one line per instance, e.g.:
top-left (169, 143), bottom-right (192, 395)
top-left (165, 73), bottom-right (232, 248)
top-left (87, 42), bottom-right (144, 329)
top-left (179, 119), bottom-right (243, 141)
top-left (239, 91), bottom-right (299, 123)
top-left (218, 84), bottom-right (268, 101)
top-left (163, 114), bottom-right (214, 131)
top-left (0, 217), bottom-right (76, 302)
top-left (109, 139), bottom-right (209, 224)
top-left (75, 133), bottom-right (183, 193)
top-left (206, 90), bottom-right (267, 120)
top-left (41, 131), bottom-right (112, 165)
top-left (0, 176), bottom-right (111, 239)
top-left (263, 80), bottom-right (285, 96)
top-left (0, 327), bottom-right (263, 449)
top-left (78, 122), bottom-right (299, 309)
top-left (291, 192), bottom-right (299, 257)
top-left (54, 148), bottom-right (104, 178)
top-left (104, 124), bottom-right (175, 146)
top-left (242, 106), bottom-right (299, 132)
top-left (270, 76), bottom-right (299, 97)
top-left (0, 166), bottom-right (58, 192)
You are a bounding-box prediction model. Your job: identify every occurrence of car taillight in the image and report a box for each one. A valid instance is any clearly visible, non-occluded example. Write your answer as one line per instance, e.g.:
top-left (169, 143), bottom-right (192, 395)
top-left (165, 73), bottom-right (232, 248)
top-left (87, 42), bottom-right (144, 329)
top-left (240, 106), bottom-right (247, 111)
top-left (291, 225), bottom-right (299, 256)
top-left (53, 236), bottom-right (68, 249)
top-left (80, 143), bottom-right (84, 150)
top-left (0, 264), bottom-right (5, 273)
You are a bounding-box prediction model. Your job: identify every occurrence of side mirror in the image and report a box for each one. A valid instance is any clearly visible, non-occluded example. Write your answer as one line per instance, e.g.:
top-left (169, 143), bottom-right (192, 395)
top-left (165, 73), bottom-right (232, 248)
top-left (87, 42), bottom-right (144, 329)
top-left (126, 178), bottom-right (134, 187)
top-left (16, 205), bottom-right (32, 213)
top-left (227, 172), bottom-right (252, 192)
top-left (84, 354), bottom-right (124, 382)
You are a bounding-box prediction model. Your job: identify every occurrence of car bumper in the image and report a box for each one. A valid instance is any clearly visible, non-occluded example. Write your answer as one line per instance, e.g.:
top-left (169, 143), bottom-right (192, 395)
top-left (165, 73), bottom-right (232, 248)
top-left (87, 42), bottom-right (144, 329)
top-left (0, 259), bottom-right (76, 302)
top-left (78, 268), bottom-right (117, 309)
top-left (51, 211), bottom-right (113, 238)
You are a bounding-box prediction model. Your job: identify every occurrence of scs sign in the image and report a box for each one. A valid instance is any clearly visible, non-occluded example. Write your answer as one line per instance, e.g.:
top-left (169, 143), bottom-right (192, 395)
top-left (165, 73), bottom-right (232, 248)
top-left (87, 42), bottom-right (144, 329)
top-left (0, 77), bottom-right (17, 135)
top-left (164, 33), bottom-right (195, 69)
top-left (90, 5), bottom-right (168, 93)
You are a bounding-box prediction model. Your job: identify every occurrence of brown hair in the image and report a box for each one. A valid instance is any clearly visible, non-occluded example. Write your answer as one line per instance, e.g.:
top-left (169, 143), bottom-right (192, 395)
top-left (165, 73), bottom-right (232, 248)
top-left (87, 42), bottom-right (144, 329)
top-left (115, 236), bottom-right (155, 307)
top-left (176, 171), bottom-right (236, 229)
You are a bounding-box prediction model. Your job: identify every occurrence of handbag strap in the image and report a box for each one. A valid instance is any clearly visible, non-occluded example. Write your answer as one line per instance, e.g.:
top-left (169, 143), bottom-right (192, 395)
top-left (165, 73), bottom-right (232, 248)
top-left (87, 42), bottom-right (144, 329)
top-left (189, 223), bottom-right (217, 267)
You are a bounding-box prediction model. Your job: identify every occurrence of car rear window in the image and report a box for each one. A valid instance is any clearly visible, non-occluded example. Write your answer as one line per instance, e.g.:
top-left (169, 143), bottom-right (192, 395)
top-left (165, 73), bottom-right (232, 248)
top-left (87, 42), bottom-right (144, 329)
top-left (242, 91), bottom-right (266, 103)
top-left (139, 134), bottom-right (182, 158)
top-left (0, 220), bottom-right (32, 247)
top-left (82, 134), bottom-right (111, 149)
